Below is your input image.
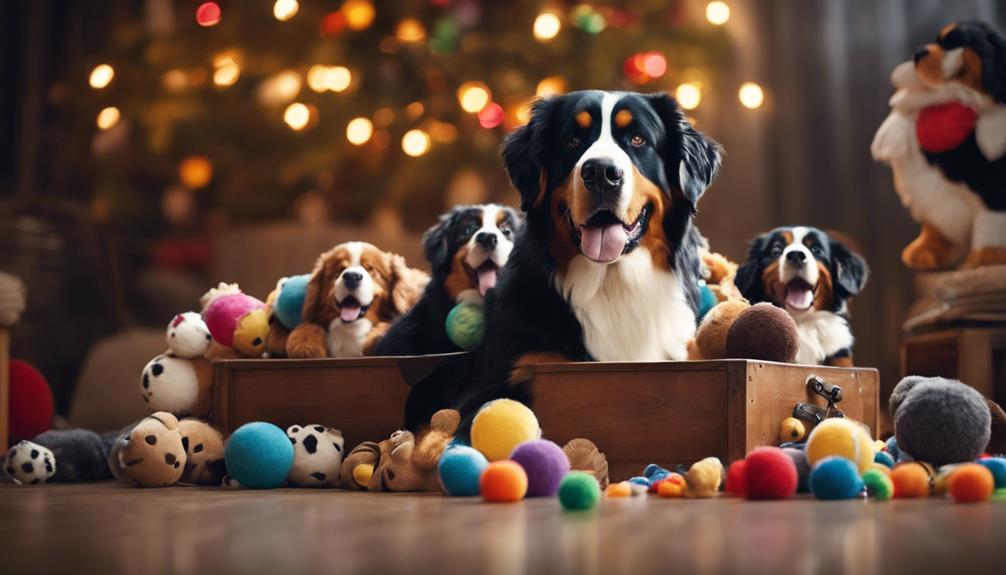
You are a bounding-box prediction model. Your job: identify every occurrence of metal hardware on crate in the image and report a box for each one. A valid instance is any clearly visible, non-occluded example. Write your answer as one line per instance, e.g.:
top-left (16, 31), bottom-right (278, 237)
top-left (792, 376), bottom-right (845, 424)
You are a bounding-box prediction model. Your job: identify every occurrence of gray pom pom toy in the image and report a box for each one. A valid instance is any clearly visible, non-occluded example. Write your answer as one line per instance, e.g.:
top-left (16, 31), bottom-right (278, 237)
top-left (890, 376), bottom-right (991, 467)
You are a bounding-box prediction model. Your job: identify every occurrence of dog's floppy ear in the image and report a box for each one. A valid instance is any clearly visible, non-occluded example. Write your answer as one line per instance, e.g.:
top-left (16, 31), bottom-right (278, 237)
top-left (388, 254), bottom-right (428, 315)
top-left (301, 249), bottom-right (336, 323)
top-left (978, 22), bottom-right (1006, 103)
top-left (646, 92), bottom-right (722, 211)
top-left (830, 238), bottom-right (869, 298)
top-left (502, 97), bottom-right (555, 213)
top-left (734, 232), bottom-right (771, 300)
top-left (422, 210), bottom-right (456, 272)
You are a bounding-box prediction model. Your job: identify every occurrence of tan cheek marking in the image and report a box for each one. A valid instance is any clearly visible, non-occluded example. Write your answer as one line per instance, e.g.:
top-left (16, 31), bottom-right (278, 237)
top-left (939, 22), bottom-right (957, 39)
top-left (575, 110), bottom-right (592, 129)
top-left (549, 177), bottom-right (579, 270)
top-left (629, 166), bottom-right (671, 270)
top-left (916, 44), bottom-right (945, 86)
top-left (496, 209), bottom-right (507, 227)
top-left (959, 48), bottom-right (984, 92)
top-left (614, 109), bottom-right (633, 128)
top-left (444, 247), bottom-right (473, 301)
top-left (813, 262), bottom-right (834, 311)
top-left (761, 261), bottom-right (784, 305)
top-left (781, 231), bottom-right (793, 244)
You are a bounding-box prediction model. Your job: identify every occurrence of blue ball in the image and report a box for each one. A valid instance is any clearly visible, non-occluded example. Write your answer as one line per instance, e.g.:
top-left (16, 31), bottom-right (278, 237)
top-left (438, 445), bottom-right (489, 496)
top-left (696, 282), bottom-right (717, 321)
top-left (874, 451), bottom-right (895, 468)
top-left (274, 274), bottom-right (311, 329)
top-left (629, 476), bottom-right (651, 488)
top-left (979, 457), bottom-right (1006, 489)
top-left (885, 436), bottom-right (904, 462)
top-left (224, 422), bottom-right (295, 489)
top-left (809, 456), bottom-right (864, 500)
top-left (643, 463), bottom-right (670, 482)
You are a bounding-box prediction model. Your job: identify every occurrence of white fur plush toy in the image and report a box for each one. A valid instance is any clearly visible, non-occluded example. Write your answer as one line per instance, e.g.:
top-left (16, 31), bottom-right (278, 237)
top-left (166, 312), bottom-right (212, 359)
top-left (286, 424), bottom-right (346, 487)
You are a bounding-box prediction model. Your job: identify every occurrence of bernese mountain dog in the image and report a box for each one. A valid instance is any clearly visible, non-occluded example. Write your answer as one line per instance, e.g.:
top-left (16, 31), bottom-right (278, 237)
top-left (734, 226), bottom-right (869, 367)
top-left (427, 91), bottom-right (721, 427)
top-left (374, 204), bottom-right (523, 356)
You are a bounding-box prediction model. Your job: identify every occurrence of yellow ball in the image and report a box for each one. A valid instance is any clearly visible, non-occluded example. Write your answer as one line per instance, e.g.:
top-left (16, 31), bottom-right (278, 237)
top-left (470, 399), bottom-right (540, 461)
top-left (352, 463), bottom-right (374, 487)
top-left (805, 418), bottom-right (875, 473)
top-left (779, 417), bottom-right (806, 443)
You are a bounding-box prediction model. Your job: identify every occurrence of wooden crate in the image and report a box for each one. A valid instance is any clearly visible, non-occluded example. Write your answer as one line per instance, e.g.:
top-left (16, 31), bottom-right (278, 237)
top-left (213, 356), bottom-right (878, 481)
top-left (901, 328), bottom-right (1006, 406)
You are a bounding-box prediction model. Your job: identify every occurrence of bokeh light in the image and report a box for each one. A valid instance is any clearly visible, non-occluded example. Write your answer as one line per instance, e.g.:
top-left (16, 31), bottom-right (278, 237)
top-left (477, 103), bottom-right (505, 129)
top-left (533, 12), bottom-right (561, 42)
top-left (402, 129), bottom-right (431, 157)
top-left (396, 18), bottom-right (426, 43)
top-left (675, 83), bottom-right (702, 110)
top-left (343, 0), bottom-right (375, 30)
top-left (457, 81), bottom-right (491, 113)
top-left (195, 2), bottom-right (221, 27)
top-left (273, 0), bottom-right (299, 22)
top-left (739, 82), bottom-right (764, 109)
top-left (536, 76), bottom-right (566, 97)
top-left (212, 53), bottom-right (240, 87)
top-left (178, 156), bottom-right (214, 189)
top-left (346, 117), bottom-right (374, 145)
top-left (641, 52), bottom-right (667, 78)
top-left (89, 64), bottom-right (114, 89)
top-left (706, 1), bottom-right (730, 26)
top-left (96, 106), bottom-right (120, 130)
top-left (284, 102), bottom-right (312, 131)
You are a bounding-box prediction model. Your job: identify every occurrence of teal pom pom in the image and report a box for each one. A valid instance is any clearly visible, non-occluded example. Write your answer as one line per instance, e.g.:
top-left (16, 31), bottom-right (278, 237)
top-left (809, 456), bottom-right (864, 500)
top-left (438, 445), bottom-right (489, 496)
top-left (874, 451), bottom-right (895, 468)
top-left (274, 274), bottom-right (310, 329)
top-left (445, 303), bottom-right (485, 350)
top-left (224, 422), bottom-right (295, 489)
top-left (979, 457), bottom-right (1006, 489)
top-left (558, 471), bottom-right (601, 510)
top-left (696, 281), bottom-right (717, 321)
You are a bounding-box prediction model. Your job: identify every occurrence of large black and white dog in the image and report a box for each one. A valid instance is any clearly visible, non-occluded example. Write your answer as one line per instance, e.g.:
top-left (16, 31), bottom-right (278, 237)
top-left (375, 204), bottom-right (522, 356)
top-left (735, 226), bottom-right (869, 366)
top-left (415, 90), bottom-right (722, 427)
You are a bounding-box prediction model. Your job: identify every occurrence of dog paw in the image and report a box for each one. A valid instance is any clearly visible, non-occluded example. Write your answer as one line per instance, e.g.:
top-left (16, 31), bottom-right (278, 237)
top-left (286, 324), bottom-right (329, 358)
top-left (961, 246), bottom-right (1006, 269)
top-left (902, 226), bottom-right (955, 270)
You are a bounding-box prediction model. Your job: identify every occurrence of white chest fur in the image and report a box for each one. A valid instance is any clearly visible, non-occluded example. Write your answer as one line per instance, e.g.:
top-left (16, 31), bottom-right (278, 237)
top-left (793, 310), bottom-right (853, 365)
top-left (555, 248), bottom-right (695, 361)
top-left (326, 318), bottom-right (373, 358)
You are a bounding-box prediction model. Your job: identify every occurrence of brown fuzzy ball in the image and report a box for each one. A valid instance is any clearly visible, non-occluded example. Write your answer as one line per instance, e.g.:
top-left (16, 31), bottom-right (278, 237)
top-left (987, 398), bottom-right (1006, 456)
top-left (694, 299), bottom-right (750, 360)
top-left (725, 303), bottom-right (800, 363)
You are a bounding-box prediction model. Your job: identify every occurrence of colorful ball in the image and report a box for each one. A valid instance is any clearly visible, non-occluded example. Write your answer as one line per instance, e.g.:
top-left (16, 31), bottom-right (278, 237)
top-left (978, 458), bottom-right (1006, 489)
top-left (480, 460), bottom-right (528, 502)
top-left (224, 421), bottom-right (295, 489)
top-left (782, 447), bottom-right (811, 493)
top-left (657, 479), bottom-right (685, 498)
top-left (745, 447), bottom-right (798, 500)
top-left (809, 456), bottom-right (864, 500)
top-left (438, 445), bottom-right (489, 496)
top-left (470, 399), bottom-right (540, 461)
top-left (874, 451), bottom-right (895, 469)
top-left (605, 481), bottom-right (632, 498)
top-left (558, 471), bottom-right (601, 510)
top-left (8, 360), bottom-right (54, 444)
top-left (805, 418), bottom-right (875, 473)
top-left (862, 468), bottom-right (894, 501)
top-left (445, 303), bottom-right (485, 351)
top-left (948, 463), bottom-right (995, 503)
top-left (509, 440), bottom-right (569, 497)
top-left (274, 274), bottom-right (310, 329)
top-left (203, 292), bottom-right (265, 347)
top-left (725, 460), bottom-right (748, 497)
top-left (890, 462), bottom-right (930, 498)
top-left (779, 417), bottom-right (806, 443)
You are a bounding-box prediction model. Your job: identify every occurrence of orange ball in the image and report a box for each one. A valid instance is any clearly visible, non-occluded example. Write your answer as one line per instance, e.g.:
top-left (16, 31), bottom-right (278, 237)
top-left (606, 481), bottom-right (632, 498)
top-left (657, 480), bottom-right (685, 498)
top-left (890, 463), bottom-right (930, 498)
top-left (480, 460), bottom-right (528, 502)
top-left (948, 463), bottom-right (994, 503)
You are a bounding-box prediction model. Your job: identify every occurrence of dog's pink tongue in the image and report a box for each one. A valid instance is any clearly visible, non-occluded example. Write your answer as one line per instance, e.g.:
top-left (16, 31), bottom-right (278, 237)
top-left (579, 223), bottom-right (628, 263)
top-left (476, 266), bottom-right (498, 297)
top-left (785, 283), bottom-right (814, 310)
top-left (340, 303), bottom-right (362, 323)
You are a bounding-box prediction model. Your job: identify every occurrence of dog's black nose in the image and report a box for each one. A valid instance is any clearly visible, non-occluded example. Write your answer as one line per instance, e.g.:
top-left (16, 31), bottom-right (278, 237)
top-left (342, 270), bottom-right (363, 288)
top-left (786, 250), bottom-right (807, 264)
top-left (581, 158), bottom-right (623, 195)
top-left (913, 47), bottom-right (929, 64)
top-left (475, 231), bottom-right (497, 249)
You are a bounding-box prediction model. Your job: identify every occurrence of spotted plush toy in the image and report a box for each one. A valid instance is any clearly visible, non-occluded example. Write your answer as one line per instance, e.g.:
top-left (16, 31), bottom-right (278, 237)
top-left (140, 353), bottom-right (213, 418)
top-left (113, 412), bottom-right (188, 487)
top-left (4, 429), bottom-right (118, 485)
top-left (178, 418), bottom-right (227, 485)
top-left (286, 424), bottom-right (345, 487)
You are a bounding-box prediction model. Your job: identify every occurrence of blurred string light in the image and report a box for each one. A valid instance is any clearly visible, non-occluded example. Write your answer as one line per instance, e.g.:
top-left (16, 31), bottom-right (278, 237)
top-left (284, 102), bottom-right (313, 131)
top-left (343, 0), bottom-right (375, 30)
top-left (405, 101), bottom-right (425, 119)
top-left (273, 0), bottom-right (299, 21)
top-left (535, 76), bottom-right (566, 97)
top-left (675, 83), bottom-right (702, 110)
top-left (402, 129), bottom-right (431, 156)
top-left (624, 51), bottom-right (667, 84)
top-left (572, 4), bottom-right (605, 34)
top-left (478, 102), bottom-right (504, 129)
top-left (96, 106), bottom-right (120, 130)
top-left (706, 1), bottom-right (730, 26)
top-left (396, 18), bottom-right (426, 43)
top-left (457, 81), bottom-right (490, 113)
top-left (162, 69), bottom-right (188, 91)
top-left (739, 82), bottom-right (764, 109)
top-left (513, 101), bottom-right (533, 125)
top-left (307, 65), bottom-right (351, 93)
top-left (346, 117), bottom-right (374, 145)
top-left (89, 64), bottom-right (114, 89)
top-left (320, 11), bottom-right (346, 37)
top-left (178, 156), bottom-right (214, 189)
top-left (212, 52), bottom-right (240, 87)
top-left (533, 11), bottom-right (561, 42)
top-left (257, 69), bottom-right (302, 105)
top-left (373, 107), bottom-right (395, 128)
top-left (427, 121), bottom-right (457, 144)
top-left (195, 2), bottom-right (221, 27)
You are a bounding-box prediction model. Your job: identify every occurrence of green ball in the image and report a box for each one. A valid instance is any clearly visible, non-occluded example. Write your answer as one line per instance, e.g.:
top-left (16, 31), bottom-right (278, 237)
top-left (558, 471), bottom-right (601, 511)
top-left (445, 303), bottom-right (485, 350)
top-left (862, 469), bottom-right (894, 501)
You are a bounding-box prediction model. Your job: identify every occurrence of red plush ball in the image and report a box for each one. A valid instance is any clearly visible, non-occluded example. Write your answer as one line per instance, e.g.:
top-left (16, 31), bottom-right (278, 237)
top-left (916, 102), bottom-right (977, 154)
top-left (8, 359), bottom-right (54, 444)
top-left (744, 446), bottom-right (798, 500)
top-left (726, 459), bottom-right (748, 497)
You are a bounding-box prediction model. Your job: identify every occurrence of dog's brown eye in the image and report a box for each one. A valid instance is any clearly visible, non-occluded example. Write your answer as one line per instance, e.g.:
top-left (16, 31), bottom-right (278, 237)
top-left (567, 136), bottom-right (580, 147)
top-left (500, 225), bottom-right (511, 236)
top-left (630, 134), bottom-right (646, 148)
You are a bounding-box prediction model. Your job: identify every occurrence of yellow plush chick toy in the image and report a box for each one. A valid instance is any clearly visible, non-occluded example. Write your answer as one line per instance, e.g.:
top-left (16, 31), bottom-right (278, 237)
top-left (232, 307), bottom-right (270, 357)
top-left (686, 456), bottom-right (724, 498)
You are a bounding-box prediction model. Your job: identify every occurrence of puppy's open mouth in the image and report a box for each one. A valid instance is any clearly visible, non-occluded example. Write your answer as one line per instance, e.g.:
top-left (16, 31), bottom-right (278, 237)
top-left (469, 261), bottom-right (498, 297)
top-left (336, 296), bottom-right (369, 323)
top-left (569, 207), bottom-right (647, 264)
top-left (784, 279), bottom-right (816, 312)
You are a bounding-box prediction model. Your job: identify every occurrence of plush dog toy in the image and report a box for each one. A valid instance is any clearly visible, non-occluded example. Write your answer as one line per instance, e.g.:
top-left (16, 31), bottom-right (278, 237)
top-left (286, 424), bottom-right (345, 487)
top-left (4, 429), bottom-right (118, 485)
top-left (178, 418), bottom-right (227, 485)
top-left (111, 412), bottom-right (188, 487)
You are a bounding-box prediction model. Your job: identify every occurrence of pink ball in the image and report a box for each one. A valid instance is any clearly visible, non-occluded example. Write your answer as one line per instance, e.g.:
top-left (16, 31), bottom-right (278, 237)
top-left (509, 439), bottom-right (570, 497)
top-left (745, 446), bottom-right (798, 500)
top-left (726, 459), bottom-right (748, 497)
top-left (202, 293), bottom-right (264, 347)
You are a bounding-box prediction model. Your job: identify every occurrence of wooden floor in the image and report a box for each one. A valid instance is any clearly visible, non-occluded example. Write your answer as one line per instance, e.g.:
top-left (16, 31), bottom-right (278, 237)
top-left (1, 483), bottom-right (1003, 575)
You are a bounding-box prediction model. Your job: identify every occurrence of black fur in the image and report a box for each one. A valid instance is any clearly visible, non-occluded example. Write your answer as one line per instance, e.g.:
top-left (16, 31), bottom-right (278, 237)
top-left (938, 21), bottom-right (1006, 103)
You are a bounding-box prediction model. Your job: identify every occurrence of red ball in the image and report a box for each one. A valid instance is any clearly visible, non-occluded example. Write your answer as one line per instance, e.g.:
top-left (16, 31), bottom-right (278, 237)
top-left (726, 459), bottom-right (748, 497)
top-left (744, 447), bottom-right (798, 500)
top-left (916, 102), bottom-right (976, 153)
top-left (9, 359), bottom-right (54, 444)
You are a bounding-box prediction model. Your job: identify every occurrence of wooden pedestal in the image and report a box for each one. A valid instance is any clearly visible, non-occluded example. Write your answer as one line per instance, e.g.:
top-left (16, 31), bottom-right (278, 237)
top-left (901, 328), bottom-right (1006, 405)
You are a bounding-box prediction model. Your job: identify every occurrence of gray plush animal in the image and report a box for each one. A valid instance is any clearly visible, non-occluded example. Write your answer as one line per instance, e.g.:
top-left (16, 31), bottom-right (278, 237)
top-left (890, 376), bottom-right (991, 467)
top-left (4, 429), bottom-right (118, 485)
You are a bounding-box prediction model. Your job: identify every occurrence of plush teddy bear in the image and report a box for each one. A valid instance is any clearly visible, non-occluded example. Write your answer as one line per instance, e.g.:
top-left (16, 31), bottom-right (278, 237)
top-left (112, 412), bottom-right (188, 487)
top-left (140, 353), bottom-right (214, 418)
top-left (178, 418), bottom-right (227, 485)
top-left (339, 440), bottom-right (382, 490)
top-left (286, 424), bottom-right (345, 487)
top-left (200, 283), bottom-right (270, 358)
top-left (3, 429), bottom-right (118, 485)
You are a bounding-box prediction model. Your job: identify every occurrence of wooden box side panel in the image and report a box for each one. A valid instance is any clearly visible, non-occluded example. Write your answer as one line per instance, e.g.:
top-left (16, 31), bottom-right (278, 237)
top-left (531, 363), bottom-right (732, 481)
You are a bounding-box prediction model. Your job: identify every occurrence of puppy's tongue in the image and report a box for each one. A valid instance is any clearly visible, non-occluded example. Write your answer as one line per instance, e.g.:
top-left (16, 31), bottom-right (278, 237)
top-left (476, 265), bottom-right (498, 297)
top-left (579, 223), bottom-right (628, 263)
top-left (340, 303), bottom-right (362, 323)
top-left (785, 281), bottom-right (814, 311)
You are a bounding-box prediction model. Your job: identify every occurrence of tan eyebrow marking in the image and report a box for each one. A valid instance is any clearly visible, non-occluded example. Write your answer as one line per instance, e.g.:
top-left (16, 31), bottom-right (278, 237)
top-left (614, 109), bottom-right (633, 128)
top-left (575, 110), bottom-right (592, 128)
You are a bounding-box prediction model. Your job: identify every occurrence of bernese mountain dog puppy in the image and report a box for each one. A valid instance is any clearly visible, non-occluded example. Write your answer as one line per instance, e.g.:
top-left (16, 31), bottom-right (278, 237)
top-left (438, 91), bottom-right (721, 425)
top-left (286, 241), bottom-right (428, 358)
top-left (735, 226), bottom-right (869, 367)
top-left (374, 204), bottom-right (523, 356)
